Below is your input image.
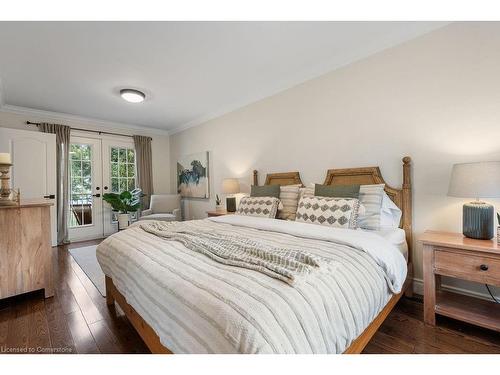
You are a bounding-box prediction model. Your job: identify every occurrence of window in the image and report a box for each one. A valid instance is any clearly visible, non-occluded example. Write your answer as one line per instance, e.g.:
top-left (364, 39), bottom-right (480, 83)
top-left (110, 147), bottom-right (137, 223)
top-left (69, 144), bottom-right (93, 227)
top-left (110, 147), bottom-right (136, 193)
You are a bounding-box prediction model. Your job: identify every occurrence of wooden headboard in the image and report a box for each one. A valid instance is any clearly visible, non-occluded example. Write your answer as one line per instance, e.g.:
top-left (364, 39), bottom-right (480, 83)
top-left (323, 156), bottom-right (413, 259)
top-left (252, 171), bottom-right (303, 186)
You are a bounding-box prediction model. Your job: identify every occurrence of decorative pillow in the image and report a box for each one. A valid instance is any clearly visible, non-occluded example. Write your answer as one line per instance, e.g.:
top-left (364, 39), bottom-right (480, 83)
top-left (295, 195), bottom-right (360, 229)
top-left (236, 196), bottom-right (280, 218)
top-left (357, 184), bottom-right (385, 230)
top-left (298, 183), bottom-right (315, 199)
top-left (314, 183), bottom-right (360, 198)
top-left (277, 184), bottom-right (301, 220)
top-left (380, 192), bottom-right (402, 229)
top-left (250, 184), bottom-right (280, 198)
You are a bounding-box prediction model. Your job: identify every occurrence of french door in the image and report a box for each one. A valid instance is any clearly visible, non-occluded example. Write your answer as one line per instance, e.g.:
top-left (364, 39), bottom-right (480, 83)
top-left (68, 135), bottom-right (136, 242)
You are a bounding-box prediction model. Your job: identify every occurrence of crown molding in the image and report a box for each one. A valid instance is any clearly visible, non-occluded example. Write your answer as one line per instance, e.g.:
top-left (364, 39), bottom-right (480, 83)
top-left (0, 104), bottom-right (170, 136)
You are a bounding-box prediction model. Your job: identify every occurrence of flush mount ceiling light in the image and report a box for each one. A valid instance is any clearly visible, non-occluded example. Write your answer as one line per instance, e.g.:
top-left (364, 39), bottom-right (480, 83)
top-left (120, 88), bottom-right (146, 103)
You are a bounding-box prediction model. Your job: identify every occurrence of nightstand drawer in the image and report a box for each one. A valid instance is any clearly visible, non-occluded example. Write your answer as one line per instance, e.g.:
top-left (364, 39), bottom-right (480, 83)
top-left (435, 249), bottom-right (500, 285)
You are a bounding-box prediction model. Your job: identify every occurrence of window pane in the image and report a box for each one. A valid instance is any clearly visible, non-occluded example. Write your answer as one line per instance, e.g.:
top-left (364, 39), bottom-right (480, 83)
top-left (119, 179), bottom-right (128, 192)
top-left (82, 177), bottom-right (92, 193)
top-left (71, 177), bottom-right (83, 193)
top-left (111, 178), bottom-right (119, 192)
top-left (71, 160), bottom-right (82, 176)
top-left (128, 178), bottom-right (135, 191)
top-left (70, 144), bottom-right (81, 160)
top-left (119, 163), bottom-right (127, 177)
top-left (127, 149), bottom-right (135, 163)
top-left (127, 163), bottom-right (135, 177)
top-left (119, 148), bottom-right (127, 163)
top-left (81, 145), bottom-right (91, 160)
top-left (111, 163), bottom-right (119, 177)
top-left (82, 161), bottom-right (91, 178)
top-left (111, 148), bottom-right (119, 162)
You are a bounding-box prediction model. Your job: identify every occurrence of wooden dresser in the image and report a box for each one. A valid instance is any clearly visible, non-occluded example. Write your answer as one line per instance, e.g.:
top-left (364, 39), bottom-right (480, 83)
top-left (0, 200), bottom-right (54, 299)
top-left (420, 230), bottom-right (500, 332)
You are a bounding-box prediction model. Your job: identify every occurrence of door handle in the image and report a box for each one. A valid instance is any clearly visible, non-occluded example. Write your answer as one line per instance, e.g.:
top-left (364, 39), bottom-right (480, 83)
top-left (93, 193), bottom-right (101, 198)
top-left (43, 194), bottom-right (55, 199)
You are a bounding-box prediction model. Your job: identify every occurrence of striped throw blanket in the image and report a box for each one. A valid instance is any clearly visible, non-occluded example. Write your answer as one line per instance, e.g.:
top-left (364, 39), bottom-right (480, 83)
top-left (139, 221), bottom-right (326, 285)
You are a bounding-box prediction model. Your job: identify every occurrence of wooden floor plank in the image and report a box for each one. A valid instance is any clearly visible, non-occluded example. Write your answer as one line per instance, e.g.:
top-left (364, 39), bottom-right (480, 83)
top-left (65, 309), bottom-right (100, 354)
top-left (5, 296), bottom-right (30, 353)
top-left (27, 297), bottom-right (51, 353)
top-left (44, 295), bottom-right (76, 354)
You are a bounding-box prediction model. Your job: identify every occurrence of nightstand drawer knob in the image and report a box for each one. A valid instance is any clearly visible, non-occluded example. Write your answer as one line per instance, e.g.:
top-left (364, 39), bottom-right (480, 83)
top-left (480, 264), bottom-right (489, 271)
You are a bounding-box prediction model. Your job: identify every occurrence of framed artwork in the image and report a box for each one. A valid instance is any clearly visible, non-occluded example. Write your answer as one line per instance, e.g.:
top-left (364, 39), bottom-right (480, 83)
top-left (177, 151), bottom-right (209, 198)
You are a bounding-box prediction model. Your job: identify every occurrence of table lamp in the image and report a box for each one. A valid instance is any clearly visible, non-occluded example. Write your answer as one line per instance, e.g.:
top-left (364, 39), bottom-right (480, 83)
top-left (222, 178), bottom-right (240, 212)
top-left (448, 161), bottom-right (500, 240)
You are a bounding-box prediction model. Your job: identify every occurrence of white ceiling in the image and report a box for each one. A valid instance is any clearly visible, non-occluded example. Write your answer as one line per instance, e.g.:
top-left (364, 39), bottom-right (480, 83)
top-left (0, 22), bottom-right (447, 133)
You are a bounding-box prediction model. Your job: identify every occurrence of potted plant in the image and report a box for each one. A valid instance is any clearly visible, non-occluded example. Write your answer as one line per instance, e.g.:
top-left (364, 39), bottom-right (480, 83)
top-left (103, 188), bottom-right (142, 230)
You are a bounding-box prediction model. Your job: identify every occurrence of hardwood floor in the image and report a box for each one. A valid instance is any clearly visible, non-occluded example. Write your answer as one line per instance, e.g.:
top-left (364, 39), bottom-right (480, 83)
top-left (0, 239), bottom-right (499, 354)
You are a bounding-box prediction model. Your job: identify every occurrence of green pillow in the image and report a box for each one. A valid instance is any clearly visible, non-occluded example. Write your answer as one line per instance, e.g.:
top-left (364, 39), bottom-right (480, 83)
top-left (314, 183), bottom-right (360, 198)
top-left (251, 184), bottom-right (280, 198)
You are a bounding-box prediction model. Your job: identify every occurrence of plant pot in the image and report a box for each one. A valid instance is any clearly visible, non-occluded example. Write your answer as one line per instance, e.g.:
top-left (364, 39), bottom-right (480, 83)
top-left (118, 213), bottom-right (130, 231)
top-left (215, 204), bottom-right (224, 213)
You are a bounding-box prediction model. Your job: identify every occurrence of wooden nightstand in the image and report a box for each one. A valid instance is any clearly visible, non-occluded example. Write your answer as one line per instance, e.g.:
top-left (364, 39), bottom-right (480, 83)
top-left (420, 231), bottom-right (500, 332)
top-left (206, 210), bottom-right (234, 217)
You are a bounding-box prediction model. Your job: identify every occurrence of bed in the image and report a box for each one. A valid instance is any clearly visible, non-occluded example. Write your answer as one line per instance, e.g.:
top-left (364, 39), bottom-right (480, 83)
top-left (98, 157), bottom-right (413, 354)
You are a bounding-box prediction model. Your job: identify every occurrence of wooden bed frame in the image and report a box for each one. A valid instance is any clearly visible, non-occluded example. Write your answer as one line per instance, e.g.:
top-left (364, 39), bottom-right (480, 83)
top-left (106, 156), bottom-right (413, 354)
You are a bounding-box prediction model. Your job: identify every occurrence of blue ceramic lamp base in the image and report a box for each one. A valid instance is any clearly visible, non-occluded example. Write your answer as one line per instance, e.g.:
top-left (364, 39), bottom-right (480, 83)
top-left (462, 201), bottom-right (494, 240)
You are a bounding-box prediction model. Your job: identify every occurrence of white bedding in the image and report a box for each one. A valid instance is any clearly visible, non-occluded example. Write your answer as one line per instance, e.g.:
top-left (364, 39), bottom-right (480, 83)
top-left (363, 228), bottom-right (408, 262)
top-left (97, 215), bottom-right (407, 353)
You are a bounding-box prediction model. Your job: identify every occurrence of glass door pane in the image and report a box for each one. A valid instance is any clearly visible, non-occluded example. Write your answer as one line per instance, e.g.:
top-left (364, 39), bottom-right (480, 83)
top-left (68, 136), bottom-right (103, 242)
top-left (69, 143), bottom-right (93, 227)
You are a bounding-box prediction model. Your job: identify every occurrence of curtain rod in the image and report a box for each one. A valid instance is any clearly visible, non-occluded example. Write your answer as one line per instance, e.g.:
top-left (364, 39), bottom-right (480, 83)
top-left (26, 121), bottom-right (152, 140)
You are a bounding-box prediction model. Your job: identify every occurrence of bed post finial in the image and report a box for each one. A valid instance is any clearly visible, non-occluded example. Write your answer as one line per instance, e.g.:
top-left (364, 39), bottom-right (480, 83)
top-left (253, 170), bottom-right (258, 186)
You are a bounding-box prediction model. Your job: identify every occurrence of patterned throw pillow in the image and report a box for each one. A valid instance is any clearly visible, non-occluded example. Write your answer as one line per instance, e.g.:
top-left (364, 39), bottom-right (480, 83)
top-left (277, 184), bottom-right (301, 220)
top-left (296, 196), bottom-right (360, 229)
top-left (236, 196), bottom-right (280, 218)
top-left (357, 184), bottom-right (385, 230)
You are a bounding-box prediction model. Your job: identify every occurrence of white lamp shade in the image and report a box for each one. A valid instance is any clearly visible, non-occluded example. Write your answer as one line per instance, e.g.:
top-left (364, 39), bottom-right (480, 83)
top-left (222, 178), bottom-right (240, 194)
top-left (448, 161), bottom-right (500, 198)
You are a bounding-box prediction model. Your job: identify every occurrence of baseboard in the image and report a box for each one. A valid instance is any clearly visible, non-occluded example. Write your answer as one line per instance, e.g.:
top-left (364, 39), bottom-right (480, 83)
top-left (412, 277), bottom-right (497, 302)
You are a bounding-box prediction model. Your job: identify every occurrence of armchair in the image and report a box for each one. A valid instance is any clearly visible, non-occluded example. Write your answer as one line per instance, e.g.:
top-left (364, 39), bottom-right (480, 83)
top-left (139, 194), bottom-right (182, 222)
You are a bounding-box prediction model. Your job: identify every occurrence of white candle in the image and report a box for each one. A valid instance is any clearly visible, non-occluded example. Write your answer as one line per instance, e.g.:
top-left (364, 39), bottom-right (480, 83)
top-left (0, 153), bottom-right (11, 164)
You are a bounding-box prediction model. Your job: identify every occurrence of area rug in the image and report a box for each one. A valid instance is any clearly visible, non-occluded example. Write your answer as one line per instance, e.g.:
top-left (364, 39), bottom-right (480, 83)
top-left (69, 245), bottom-right (106, 297)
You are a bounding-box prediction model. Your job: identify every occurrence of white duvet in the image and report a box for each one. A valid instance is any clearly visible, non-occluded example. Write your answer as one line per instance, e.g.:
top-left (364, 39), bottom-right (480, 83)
top-left (97, 215), bottom-right (407, 353)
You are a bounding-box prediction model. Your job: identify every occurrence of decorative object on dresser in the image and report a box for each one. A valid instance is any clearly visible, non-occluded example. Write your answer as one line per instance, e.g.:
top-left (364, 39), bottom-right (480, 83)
top-left (0, 200), bottom-right (54, 299)
top-left (222, 178), bottom-right (240, 212)
top-left (0, 152), bottom-right (20, 206)
top-left (448, 161), bottom-right (500, 240)
top-left (177, 151), bottom-right (209, 198)
top-left (215, 194), bottom-right (224, 212)
top-left (420, 231), bottom-right (500, 332)
top-left (103, 188), bottom-right (142, 229)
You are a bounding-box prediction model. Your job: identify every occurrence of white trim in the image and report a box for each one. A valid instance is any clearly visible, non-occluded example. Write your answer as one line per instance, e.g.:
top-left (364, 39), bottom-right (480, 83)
top-left (412, 277), bottom-right (499, 302)
top-left (0, 104), bottom-right (170, 136)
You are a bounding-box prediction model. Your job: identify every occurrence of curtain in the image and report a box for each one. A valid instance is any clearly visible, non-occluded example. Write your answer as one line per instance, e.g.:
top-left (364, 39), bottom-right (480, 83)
top-left (39, 123), bottom-right (71, 245)
top-left (133, 135), bottom-right (154, 209)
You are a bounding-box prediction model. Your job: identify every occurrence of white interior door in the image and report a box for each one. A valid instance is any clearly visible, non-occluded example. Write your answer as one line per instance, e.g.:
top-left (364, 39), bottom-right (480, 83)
top-left (0, 128), bottom-right (57, 246)
top-left (68, 136), bottom-right (104, 242)
top-left (102, 138), bottom-right (137, 236)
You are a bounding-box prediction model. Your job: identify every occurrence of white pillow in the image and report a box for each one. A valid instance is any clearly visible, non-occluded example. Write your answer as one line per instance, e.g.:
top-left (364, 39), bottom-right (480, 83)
top-left (380, 192), bottom-right (402, 229)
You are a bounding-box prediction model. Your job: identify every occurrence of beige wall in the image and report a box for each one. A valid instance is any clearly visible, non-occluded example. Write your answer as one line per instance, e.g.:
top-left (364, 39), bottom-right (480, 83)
top-left (0, 110), bottom-right (170, 194)
top-left (170, 22), bottom-right (500, 299)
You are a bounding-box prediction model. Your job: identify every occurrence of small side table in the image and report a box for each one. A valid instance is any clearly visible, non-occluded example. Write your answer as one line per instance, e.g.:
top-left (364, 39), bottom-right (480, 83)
top-left (419, 230), bottom-right (500, 332)
top-left (207, 210), bottom-right (234, 217)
